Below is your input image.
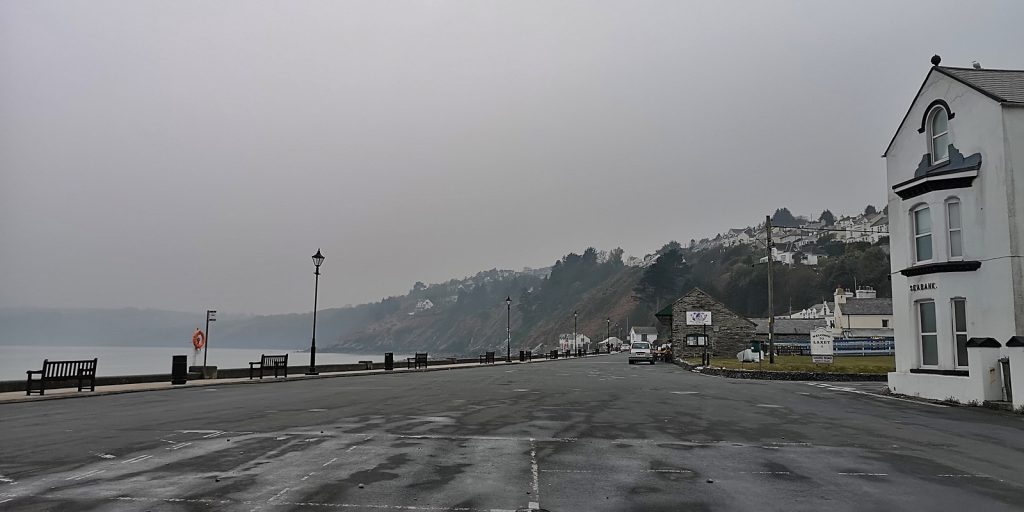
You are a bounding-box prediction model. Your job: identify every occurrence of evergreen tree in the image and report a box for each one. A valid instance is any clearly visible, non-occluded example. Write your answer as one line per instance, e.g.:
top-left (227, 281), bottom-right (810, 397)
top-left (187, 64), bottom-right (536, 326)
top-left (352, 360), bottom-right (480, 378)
top-left (864, 205), bottom-right (878, 215)
top-left (819, 210), bottom-right (836, 226)
top-left (771, 207), bottom-right (799, 227)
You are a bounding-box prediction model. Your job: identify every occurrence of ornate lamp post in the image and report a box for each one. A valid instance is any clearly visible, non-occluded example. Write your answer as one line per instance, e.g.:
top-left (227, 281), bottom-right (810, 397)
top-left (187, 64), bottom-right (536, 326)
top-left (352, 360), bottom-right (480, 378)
top-left (606, 317), bottom-right (611, 352)
top-left (306, 249), bottom-right (325, 375)
top-left (505, 296), bottom-right (512, 362)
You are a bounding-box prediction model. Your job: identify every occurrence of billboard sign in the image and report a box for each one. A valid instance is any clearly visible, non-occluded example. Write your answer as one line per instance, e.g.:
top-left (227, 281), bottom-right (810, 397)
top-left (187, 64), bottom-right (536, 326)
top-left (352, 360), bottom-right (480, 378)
top-left (686, 311), bottom-right (712, 326)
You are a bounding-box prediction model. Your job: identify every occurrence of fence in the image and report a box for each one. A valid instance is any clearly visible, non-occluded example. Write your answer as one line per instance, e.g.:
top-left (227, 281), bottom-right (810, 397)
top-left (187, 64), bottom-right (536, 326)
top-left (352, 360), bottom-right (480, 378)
top-left (774, 338), bottom-right (894, 356)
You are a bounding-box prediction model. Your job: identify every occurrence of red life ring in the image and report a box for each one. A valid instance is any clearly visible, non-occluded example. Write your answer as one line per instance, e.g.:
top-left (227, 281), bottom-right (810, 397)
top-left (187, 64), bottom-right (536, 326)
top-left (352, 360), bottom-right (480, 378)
top-left (192, 329), bottom-right (206, 350)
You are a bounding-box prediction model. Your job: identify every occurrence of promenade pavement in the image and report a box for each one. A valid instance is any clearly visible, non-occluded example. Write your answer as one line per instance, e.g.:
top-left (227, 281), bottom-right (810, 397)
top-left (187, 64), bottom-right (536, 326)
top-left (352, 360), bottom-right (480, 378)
top-left (2, 354), bottom-right (1024, 511)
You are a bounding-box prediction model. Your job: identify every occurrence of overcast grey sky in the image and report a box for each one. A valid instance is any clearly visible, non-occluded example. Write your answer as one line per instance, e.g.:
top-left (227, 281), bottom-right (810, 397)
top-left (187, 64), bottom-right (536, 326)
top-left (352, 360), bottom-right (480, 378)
top-left (2, 1), bottom-right (1022, 315)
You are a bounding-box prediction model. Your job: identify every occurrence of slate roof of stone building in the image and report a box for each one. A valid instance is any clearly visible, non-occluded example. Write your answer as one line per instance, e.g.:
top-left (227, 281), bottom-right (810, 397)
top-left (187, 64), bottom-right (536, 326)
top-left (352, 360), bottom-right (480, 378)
top-left (840, 298), bottom-right (893, 315)
top-left (749, 318), bottom-right (827, 335)
top-left (936, 66), bottom-right (1024, 104)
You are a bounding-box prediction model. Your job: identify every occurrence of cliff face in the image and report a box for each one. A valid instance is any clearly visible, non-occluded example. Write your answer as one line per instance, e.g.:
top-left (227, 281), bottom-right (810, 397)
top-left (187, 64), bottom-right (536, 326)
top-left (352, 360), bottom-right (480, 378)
top-left (323, 263), bottom-right (650, 356)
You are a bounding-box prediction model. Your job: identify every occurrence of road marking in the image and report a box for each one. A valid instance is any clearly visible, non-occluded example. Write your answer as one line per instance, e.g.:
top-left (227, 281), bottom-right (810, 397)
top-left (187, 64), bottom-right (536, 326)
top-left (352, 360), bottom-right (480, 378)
top-left (66, 469), bottom-right (105, 480)
top-left (529, 438), bottom-right (540, 508)
top-left (838, 472), bottom-right (887, 476)
top-left (268, 487), bottom-right (290, 501)
top-left (0, 498), bottom-right (11, 504)
top-left (806, 383), bottom-right (948, 408)
top-left (671, 391), bottom-right (699, 395)
top-left (0, 475), bottom-right (14, 483)
top-left (167, 442), bottom-right (192, 451)
top-left (122, 455), bottom-right (152, 464)
top-left (757, 404), bottom-right (782, 408)
top-left (203, 431), bottom-right (226, 438)
top-left (308, 409), bottom-right (327, 412)
top-left (513, 389), bottom-right (530, 392)
top-left (540, 469), bottom-right (592, 473)
top-left (741, 471), bottom-right (792, 475)
top-left (936, 474), bottom-right (991, 478)
top-left (323, 457), bottom-right (339, 467)
top-left (647, 469), bottom-right (693, 473)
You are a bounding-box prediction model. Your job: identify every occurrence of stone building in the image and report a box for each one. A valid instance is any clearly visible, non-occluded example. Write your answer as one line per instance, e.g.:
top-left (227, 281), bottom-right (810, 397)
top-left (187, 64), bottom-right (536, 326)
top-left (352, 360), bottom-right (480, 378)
top-left (655, 288), bottom-right (756, 359)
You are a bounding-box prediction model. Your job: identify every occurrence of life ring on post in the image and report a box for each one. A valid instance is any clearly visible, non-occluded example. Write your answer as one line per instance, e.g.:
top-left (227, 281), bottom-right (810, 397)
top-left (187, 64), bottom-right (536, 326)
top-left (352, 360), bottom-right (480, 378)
top-left (192, 329), bottom-right (206, 350)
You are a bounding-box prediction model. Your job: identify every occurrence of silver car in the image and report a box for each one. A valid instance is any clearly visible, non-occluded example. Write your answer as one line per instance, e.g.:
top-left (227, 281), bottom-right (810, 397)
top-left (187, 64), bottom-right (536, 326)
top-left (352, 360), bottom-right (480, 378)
top-left (628, 342), bottom-right (654, 365)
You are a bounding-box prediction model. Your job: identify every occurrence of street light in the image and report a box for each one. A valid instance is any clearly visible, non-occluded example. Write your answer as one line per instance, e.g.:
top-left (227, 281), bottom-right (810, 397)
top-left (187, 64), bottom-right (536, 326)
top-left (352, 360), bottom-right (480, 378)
top-left (606, 317), bottom-right (611, 353)
top-left (306, 249), bottom-right (325, 376)
top-left (573, 311), bottom-right (578, 356)
top-left (505, 296), bottom-right (512, 362)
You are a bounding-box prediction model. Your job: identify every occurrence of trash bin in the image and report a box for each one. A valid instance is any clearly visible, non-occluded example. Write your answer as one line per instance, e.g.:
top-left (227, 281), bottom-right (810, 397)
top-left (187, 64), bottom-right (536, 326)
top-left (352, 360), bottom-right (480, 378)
top-left (171, 355), bottom-right (187, 385)
top-left (384, 352), bottom-right (394, 371)
top-left (519, 350), bottom-right (526, 362)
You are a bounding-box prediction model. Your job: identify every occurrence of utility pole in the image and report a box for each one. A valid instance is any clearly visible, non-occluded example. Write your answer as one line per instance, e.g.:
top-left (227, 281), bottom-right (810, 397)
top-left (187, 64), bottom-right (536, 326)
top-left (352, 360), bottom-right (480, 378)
top-left (766, 215), bottom-right (775, 364)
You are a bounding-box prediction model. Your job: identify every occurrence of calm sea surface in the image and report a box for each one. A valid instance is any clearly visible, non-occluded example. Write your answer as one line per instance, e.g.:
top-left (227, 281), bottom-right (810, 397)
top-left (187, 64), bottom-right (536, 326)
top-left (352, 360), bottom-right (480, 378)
top-left (0, 345), bottom-right (404, 381)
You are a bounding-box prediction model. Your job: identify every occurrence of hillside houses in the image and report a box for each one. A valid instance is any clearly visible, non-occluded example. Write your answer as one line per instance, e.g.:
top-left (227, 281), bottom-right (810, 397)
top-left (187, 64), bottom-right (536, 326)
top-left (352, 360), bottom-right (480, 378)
top-left (695, 209), bottom-right (889, 254)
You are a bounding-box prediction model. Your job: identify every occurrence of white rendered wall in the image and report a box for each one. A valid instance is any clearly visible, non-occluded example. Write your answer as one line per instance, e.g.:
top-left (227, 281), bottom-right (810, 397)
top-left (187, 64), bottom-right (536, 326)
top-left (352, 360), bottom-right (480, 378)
top-left (885, 71), bottom-right (1020, 402)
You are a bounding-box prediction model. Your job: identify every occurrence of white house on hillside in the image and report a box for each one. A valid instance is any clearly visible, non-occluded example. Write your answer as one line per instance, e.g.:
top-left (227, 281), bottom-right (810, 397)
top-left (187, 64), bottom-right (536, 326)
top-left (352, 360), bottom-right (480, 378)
top-left (884, 56), bottom-right (1024, 409)
top-left (628, 326), bottom-right (659, 344)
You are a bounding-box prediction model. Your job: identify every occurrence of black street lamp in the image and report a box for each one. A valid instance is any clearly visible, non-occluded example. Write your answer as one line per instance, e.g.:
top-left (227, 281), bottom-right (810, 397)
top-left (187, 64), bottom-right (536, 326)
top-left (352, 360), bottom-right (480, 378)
top-left (505, 296), bottom-right (512, 362)
top-left (306, 249), bottom-right (325, 376)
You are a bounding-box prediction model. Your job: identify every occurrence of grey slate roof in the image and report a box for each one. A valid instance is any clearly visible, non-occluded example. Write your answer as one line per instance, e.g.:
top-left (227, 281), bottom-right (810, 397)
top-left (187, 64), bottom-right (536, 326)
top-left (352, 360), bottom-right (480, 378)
top-left (936, 67), bottom-right (1024, 104)
top-left (840, 298), bottom-right (893, 316)
top-left (749, 318), bottom-right (827, 335)
top-left (631, 326), bottom-right (659, 335)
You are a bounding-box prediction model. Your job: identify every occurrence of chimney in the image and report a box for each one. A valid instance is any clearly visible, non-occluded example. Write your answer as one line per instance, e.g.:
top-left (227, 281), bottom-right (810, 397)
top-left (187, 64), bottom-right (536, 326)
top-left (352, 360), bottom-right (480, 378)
top-left (834, 287), bottom-right (852, 304)
top-left (855, 286), bottom-right (877, 299)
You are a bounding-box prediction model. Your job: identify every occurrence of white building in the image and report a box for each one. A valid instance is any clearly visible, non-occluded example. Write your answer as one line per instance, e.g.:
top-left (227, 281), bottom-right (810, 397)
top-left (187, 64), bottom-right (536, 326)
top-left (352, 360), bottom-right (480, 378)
top-left (628, 326), bottom-right (659, 344)
top-left (558, 333), bottom-right (591, 352)
top-left (831, 287), bottom-right (893, 338)
top-left (884, 56), bottom-right (1024, 408)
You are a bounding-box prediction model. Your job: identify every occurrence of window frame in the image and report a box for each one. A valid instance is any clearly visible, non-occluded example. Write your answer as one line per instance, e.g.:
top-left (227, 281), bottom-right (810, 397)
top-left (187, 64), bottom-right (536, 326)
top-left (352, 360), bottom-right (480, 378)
top-left (912, 205), bottom-right (934, 264)
top-left (685, 334), bottom-right (708, 346)
top-left (918, 300), bottom-right (939, 368)
top-left (928, 106), bottom-right (950, 164)
top-left (951, 298), bottom-right (968, 368)
top-left (946, 198), bottom-right (963, 260)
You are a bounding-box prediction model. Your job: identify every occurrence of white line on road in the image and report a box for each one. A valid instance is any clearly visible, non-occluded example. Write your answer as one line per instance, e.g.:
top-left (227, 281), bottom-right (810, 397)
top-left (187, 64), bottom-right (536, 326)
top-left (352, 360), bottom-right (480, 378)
top-left (741, 471), bottom-right (792, 475)
top-left (267, 487), bottom-right (290, 501)
top-left (66, 469), bottom-right (105, 480)
top-left (838, 472), bottom-right (888, 476)
top-left (671, 391), bottom-right (699, 395)
top-left (323, 457), bottom-right (339, 467)
top-left (122, 455), bottom-right (152, 464)
top-left (529, 438), bottom-right (540, 509)
top-left (806, 383), bottom-right (948, 408)
top-left (0, 475), bottom-right (14, 483)
top-left (167, 443), bottom-right (192, 451)
top-left (202, 431), bottom-right (226, 438)
top-left (757, 404), bottom-right (783, 408)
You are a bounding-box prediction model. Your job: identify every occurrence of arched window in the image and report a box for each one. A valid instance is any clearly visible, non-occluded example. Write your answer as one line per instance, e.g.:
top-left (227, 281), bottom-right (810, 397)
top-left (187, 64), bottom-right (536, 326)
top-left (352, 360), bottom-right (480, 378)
top-left (929, 106), bottom-right (950, 163)
top-left (912, 205), bottom-right (933, 263)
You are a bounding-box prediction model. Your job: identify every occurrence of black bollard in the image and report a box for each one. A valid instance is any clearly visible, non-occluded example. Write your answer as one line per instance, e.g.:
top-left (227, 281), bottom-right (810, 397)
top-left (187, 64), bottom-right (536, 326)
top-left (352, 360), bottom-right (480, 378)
top-left (171, 355), bottom-right (187, 385)
top-left (384, 352), bottom-right (394, 371)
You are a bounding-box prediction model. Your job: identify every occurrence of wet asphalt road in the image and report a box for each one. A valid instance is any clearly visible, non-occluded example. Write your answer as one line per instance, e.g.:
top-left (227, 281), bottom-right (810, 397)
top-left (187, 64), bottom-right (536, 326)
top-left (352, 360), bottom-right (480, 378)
top-left (1, 353), bottom-right (1024, 511)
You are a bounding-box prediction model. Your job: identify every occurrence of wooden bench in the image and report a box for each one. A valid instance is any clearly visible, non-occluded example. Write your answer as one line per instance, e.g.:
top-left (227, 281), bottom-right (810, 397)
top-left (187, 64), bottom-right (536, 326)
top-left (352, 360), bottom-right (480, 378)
top-left (26, 358), bottom-right (97, 396)
top-left (249, 354), bottom-right (288, 379)
top-left (407, 352), bottom-right (428, 369)
top-left (479, 351), bottom-right (495, 364)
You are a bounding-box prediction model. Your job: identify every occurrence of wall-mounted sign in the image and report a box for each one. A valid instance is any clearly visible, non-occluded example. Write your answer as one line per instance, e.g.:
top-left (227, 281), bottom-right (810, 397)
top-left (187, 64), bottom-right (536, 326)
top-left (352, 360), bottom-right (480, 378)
top-left (810, 327), bottom-right (834, 364)
top-left (909, 282), bottom-right (936, 292)
top-left (686, 311), bottom-right (712, 325)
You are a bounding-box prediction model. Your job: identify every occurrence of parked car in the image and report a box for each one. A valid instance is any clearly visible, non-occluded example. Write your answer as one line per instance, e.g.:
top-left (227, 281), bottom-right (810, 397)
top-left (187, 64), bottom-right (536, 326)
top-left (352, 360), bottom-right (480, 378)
top-left (628, 342), bottom-right (654, 365)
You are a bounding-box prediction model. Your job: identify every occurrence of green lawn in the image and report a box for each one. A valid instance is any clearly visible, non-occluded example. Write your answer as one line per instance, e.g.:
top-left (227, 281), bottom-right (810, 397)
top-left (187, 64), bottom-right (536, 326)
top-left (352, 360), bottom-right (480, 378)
top-left (685, 355), bottom-right (895, 374)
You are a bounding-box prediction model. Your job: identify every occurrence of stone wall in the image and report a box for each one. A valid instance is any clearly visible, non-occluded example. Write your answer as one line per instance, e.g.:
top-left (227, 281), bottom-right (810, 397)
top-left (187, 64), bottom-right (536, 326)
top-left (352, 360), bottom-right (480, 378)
top-left (670, 288), bottom-right (756, 359)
